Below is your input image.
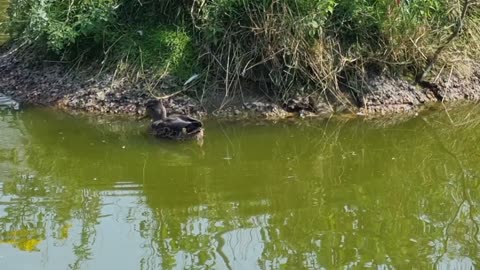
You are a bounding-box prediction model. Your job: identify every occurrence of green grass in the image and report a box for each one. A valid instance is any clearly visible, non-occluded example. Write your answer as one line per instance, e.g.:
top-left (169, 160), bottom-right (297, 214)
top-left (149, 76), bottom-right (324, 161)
top-left (112, 26), bottom-right (198, 80)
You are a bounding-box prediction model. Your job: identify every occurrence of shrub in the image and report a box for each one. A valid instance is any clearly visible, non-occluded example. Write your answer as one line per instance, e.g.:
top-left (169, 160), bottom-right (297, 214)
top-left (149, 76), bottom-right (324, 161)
top-left (115, 26), bottom-right (198, 80)
top-left (8, 0), bottom-right (118, 52)
top-left (191, 0), bottom-right (479, 97)
top-left (4, 0), bottom-right (480, 99)
top-left (7, 0), bottom-right (197, 78)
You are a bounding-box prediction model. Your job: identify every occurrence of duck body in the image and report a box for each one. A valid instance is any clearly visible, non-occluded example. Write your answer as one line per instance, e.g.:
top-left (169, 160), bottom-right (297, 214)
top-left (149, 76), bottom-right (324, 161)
top-left (151, 115), bottom-right (204, 140)
top-left (146, 99), bottom-right (204, 141)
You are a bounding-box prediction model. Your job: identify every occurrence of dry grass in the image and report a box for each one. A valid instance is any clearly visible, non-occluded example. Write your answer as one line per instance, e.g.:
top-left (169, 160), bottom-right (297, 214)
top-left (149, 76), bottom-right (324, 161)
top-left (189, 0), bottom-right (480, 104)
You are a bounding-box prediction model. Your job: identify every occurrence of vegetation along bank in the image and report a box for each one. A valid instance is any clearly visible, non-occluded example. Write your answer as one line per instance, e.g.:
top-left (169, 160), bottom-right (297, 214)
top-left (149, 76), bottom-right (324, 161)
top-left (1, 0), bottom-right (479, 118)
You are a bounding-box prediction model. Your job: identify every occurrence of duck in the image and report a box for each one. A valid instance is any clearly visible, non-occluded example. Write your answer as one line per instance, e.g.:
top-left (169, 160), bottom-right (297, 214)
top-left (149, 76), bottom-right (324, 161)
top-left (145, 99), bottom-right (204, 141)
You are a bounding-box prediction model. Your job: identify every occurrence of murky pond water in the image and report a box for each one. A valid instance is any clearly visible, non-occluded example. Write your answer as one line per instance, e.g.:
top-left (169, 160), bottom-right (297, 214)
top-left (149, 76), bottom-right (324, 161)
top-left (0, 106), bottom-right (479, 269)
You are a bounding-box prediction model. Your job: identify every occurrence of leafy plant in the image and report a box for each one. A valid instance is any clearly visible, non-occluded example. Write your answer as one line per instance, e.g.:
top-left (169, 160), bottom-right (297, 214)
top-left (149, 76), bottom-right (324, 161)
top-left (116, 26), bottom-right (198, 80)
top-left (8, 0), bottom-right (118, 52)
top-left (4, 0), bottom-right (480, 99)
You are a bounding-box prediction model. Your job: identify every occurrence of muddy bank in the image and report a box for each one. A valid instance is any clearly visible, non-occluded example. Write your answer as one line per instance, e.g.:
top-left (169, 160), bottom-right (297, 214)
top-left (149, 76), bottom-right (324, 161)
top-left (358, 68), bottom-right (480, 115)
top-left (1, 47), bottom-right (480, 119)
top-left (0, 51), bottom-right (206, 117)
top-left (0, 51), bottom-right (300, 119)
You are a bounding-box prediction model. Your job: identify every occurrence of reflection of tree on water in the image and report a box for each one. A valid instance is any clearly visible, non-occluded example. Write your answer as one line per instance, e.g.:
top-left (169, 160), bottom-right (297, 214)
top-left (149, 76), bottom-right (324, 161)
top-left (0, 111), bottom-right (44, 252)
top-left (137, 109), bottom-right (480, 269)
top-left (68, 190), bottom-right (101, 270)
top-left (256, 110), bottom-right (480, 269)
top-left (1, 107), bottom-right (480, 269)
top-left (0, 108), bottom-right (208, 269)
top-left (0, 173), bottom-right (102, 269)
top-left (0, 109), bottom-right (104, 269)
top-left (419, 108), bottom-right (480, 268)
top-left (0, 111), bottom-right (30, 179)
top-left (0, 178), bottom-right (45, 252)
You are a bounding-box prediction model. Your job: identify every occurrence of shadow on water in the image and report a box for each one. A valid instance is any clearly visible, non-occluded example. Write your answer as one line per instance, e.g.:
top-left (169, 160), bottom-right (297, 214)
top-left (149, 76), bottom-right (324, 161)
top-left (0, 106), bottom-right (479, 269)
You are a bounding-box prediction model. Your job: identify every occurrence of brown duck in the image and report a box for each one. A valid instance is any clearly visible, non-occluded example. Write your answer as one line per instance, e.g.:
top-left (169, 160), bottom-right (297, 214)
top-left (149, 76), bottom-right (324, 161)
top-left (145, 99), bottom-right (204, 141)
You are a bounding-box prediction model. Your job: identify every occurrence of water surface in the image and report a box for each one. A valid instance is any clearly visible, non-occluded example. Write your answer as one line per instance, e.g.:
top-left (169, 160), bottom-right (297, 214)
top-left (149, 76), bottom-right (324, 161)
top-left (0, 106), bottom-right (479, 269)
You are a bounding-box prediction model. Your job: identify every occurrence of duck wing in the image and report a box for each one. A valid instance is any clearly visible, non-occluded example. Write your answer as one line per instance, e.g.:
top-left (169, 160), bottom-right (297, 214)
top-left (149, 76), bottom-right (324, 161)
top-left (165, 116), bottom-right (203, 133)
top-left (151, 120), bottom-right (175, 138)
top-left (176, 115), bottom-right (203, 129)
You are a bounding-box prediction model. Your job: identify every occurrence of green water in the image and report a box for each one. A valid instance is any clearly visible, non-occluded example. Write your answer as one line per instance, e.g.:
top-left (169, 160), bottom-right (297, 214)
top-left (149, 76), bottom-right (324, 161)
top-left (0, 106), bottom-right (479, 269)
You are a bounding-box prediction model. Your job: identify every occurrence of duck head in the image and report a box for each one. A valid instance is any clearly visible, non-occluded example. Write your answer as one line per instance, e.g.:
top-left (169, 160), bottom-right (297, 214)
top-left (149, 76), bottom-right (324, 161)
top-left (145, 99), bottom-right (167, 121)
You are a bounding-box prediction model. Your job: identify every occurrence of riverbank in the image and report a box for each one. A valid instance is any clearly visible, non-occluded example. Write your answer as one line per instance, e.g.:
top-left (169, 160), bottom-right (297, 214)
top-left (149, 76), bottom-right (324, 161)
top-left (2, 0), bottom-right (480, 119)
top-left (1, 0), bottom-right (479, 120)
top-left (0, 45), bottom-right (303, 119)
top-left (0, 48), bottom-right (204, 117)
top-left (1, 45), bottom-right (480, 120)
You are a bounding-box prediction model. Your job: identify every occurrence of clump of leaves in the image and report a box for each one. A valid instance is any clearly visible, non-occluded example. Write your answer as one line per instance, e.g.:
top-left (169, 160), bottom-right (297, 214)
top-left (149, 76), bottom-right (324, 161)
top-left (115, 26), bottom-right (198, 80)
top-left (8, 0), bottom-right (118, 53)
